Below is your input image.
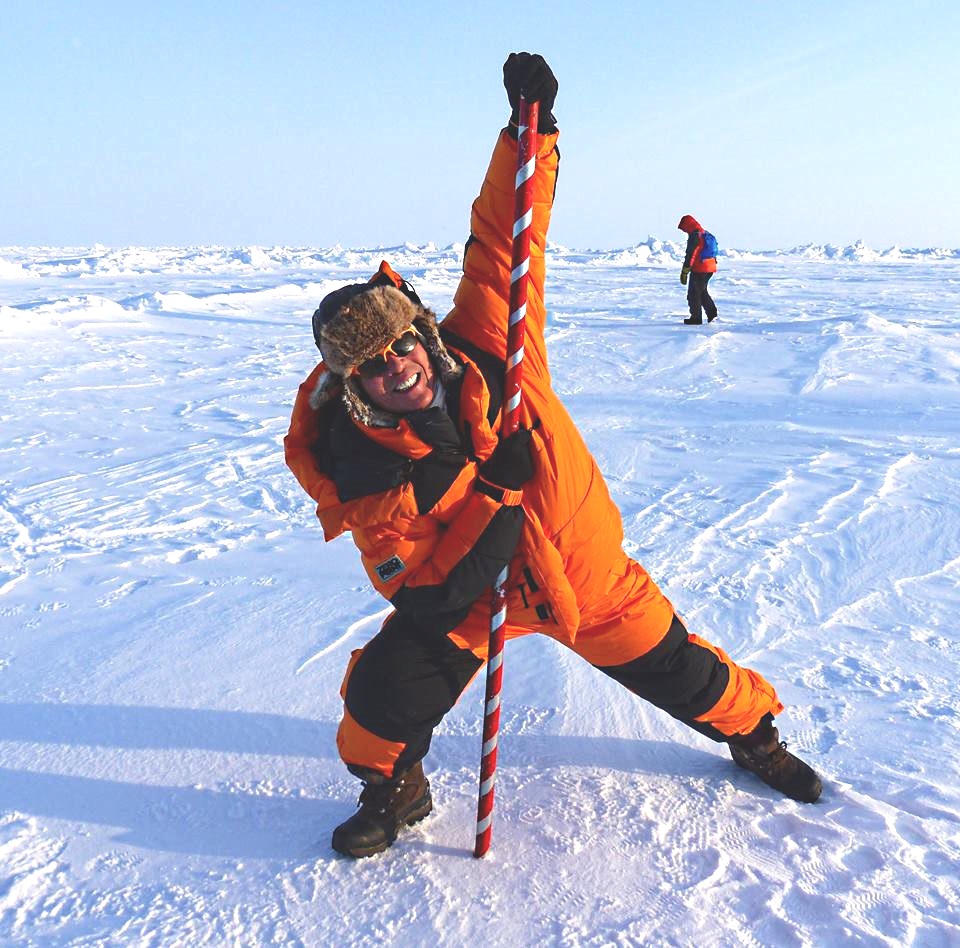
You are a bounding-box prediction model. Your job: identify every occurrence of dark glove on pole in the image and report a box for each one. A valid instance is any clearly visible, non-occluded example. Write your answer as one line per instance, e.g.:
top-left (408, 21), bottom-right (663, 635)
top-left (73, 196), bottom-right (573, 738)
top-left (477, 428), bottom-right (535, 492)
top-left (502, 51), bottom-right (558, 134)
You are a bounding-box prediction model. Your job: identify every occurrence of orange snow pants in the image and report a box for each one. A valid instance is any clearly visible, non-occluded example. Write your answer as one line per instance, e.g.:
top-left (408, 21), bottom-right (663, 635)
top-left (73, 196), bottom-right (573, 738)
top-left (336, 558), bottom-right (784, 780)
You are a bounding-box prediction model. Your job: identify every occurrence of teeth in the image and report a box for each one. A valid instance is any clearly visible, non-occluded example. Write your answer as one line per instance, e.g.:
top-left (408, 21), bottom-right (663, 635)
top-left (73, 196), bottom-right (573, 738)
top-left (395, 373), bottom-right (419, 393)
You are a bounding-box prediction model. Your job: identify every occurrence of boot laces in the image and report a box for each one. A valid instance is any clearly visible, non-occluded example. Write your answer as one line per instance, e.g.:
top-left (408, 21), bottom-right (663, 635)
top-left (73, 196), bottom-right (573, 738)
top-left (752, 740), bottom-right (791, 773)
top-left (357, 779), bottom-right (404, 815)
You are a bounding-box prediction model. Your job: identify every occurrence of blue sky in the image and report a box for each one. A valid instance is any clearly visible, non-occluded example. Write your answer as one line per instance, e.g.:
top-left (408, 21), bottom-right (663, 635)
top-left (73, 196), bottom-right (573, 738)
top-left (2, 1), bottom-right (958, 250)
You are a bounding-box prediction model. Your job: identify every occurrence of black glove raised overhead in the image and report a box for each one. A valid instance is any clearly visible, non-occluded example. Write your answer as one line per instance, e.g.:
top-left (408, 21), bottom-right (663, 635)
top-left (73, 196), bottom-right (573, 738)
top-left (477, 428), bottom-right (535, 494)
top-left (502, 51), bottom-right (558, 134)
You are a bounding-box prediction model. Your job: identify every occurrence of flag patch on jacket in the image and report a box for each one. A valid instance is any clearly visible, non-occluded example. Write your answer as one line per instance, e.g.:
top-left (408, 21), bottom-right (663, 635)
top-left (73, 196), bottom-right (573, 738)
top-left (375, 555), bottom-right (406, 582)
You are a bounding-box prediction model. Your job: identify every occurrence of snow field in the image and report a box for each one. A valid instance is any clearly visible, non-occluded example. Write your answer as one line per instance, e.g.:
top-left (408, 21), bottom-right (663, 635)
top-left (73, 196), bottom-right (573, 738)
top-left (1, 243), bottom-right (958, 945)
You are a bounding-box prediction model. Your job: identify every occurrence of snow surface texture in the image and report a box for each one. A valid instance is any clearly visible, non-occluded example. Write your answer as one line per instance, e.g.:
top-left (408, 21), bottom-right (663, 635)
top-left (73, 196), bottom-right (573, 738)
top-left (1, 241), bottom-right (959, 946)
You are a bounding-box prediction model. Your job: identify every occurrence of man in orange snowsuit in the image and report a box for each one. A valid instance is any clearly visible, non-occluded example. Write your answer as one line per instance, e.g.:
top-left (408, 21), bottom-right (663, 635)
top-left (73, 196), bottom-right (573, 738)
top-left (285, 53), bottom-right (822, 858)
top-left (678, 214), bottom-right (718, 325)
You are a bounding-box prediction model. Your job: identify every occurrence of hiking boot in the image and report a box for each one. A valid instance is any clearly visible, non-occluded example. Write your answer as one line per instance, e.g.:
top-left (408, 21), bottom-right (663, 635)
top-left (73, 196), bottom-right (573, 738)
top-left (331, 762), bottom-right (433, 858)
top-left (683, 316), bottom-right (703, 325)
top-left (729, 717), bottom-right (822, 803)
top-left (706, 312), bottom-right (718, 323)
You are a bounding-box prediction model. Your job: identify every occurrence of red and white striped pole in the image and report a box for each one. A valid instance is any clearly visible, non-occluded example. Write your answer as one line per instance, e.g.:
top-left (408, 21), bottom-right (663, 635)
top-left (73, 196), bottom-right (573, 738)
top-left (474, 95), bottom-right (539, 858)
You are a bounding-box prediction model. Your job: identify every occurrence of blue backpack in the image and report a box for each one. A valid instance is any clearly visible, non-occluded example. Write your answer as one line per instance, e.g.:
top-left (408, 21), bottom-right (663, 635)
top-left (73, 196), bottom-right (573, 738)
top-left (701, 230), bottom-right (719, 261)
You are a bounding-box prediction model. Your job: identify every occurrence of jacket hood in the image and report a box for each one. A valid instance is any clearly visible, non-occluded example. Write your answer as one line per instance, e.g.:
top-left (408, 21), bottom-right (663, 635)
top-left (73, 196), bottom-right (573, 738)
top-left (677, 214), bottom-right (702, 234)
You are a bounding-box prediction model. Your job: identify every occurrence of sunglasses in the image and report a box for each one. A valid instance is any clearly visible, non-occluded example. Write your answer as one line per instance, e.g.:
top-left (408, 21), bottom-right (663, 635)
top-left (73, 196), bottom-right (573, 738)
top-left (355, 326), bottom-right (421, 378)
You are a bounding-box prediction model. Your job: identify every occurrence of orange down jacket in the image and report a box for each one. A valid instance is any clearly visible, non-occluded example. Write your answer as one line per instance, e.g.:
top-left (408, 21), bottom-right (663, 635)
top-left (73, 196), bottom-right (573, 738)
top-left (285, 128), bottom-right (672, 652)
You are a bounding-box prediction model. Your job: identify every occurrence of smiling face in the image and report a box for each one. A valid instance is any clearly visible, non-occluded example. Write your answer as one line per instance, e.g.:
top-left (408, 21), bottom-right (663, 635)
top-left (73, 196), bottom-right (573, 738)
top-left (357, 339), bottom-right (437, 413)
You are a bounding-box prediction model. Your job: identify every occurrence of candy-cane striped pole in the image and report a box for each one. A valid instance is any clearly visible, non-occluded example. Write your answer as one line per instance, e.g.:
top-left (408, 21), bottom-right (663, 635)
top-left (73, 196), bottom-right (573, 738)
top-left (474, 96), bottom-right (539, 859)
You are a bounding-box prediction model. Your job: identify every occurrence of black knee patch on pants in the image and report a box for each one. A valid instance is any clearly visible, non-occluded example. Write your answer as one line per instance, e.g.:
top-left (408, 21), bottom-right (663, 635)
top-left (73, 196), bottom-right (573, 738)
top-left (344, 610), bottom-right (483, 774)
top-left (595, 614), bottom-right (731, 742)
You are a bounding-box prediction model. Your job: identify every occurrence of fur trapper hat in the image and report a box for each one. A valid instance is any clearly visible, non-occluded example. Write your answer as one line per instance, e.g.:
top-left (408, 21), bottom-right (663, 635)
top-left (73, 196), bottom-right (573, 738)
top-left (309, 262), bottom-right (462, 427)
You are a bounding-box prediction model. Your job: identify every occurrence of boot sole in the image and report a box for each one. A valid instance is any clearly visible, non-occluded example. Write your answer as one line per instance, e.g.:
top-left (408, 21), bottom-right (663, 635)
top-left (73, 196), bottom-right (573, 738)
top-left (333, 794), bottom-right (433, 859)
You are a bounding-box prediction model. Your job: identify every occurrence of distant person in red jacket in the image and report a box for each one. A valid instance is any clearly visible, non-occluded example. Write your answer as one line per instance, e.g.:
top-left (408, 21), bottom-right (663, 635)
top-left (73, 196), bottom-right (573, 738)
top-left (678, 215), bottom-right (718, 325)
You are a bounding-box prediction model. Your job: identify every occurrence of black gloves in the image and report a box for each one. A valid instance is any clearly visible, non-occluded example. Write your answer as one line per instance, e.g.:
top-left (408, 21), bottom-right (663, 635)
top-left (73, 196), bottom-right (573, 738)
top-left (502, 52), bottom-right (558, 134)
top-left (478, 428), bottom-right (535, 493)
top-left (503, 52), bottom-right (558, 113)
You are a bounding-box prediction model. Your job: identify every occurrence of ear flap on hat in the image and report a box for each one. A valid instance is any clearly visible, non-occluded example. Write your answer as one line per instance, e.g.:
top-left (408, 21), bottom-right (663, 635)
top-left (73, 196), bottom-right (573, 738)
top-left (312, 282), bottom-right (368, 351)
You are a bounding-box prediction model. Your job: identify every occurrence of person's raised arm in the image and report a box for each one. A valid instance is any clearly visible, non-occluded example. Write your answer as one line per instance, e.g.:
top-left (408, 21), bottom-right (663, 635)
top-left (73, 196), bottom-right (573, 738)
top-left (442, 53), bottom-right (560, 381)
